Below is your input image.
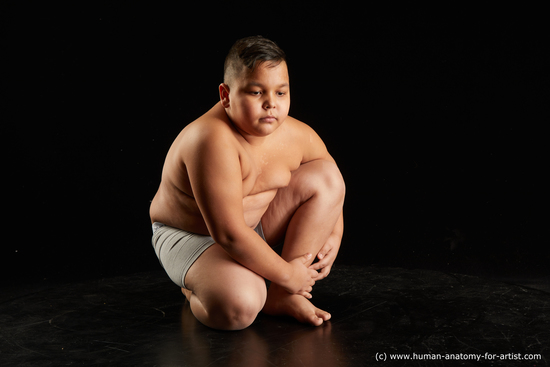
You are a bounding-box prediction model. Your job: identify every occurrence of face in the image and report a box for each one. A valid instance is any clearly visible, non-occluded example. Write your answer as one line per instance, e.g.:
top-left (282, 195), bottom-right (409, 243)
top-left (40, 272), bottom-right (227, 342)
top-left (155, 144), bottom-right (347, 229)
top-left (220, 61), bottom-right (290, 139)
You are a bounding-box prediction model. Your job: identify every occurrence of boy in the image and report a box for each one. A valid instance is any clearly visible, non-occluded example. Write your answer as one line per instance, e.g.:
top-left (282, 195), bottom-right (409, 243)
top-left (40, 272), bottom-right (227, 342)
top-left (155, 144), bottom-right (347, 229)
top-left (150, 36), bottom-right (345, 330)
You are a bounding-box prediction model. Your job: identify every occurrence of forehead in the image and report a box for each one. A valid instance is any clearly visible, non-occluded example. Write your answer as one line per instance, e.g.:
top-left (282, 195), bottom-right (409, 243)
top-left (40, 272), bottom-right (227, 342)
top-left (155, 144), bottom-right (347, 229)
top-left (239, 61), bottom-right (289, 86)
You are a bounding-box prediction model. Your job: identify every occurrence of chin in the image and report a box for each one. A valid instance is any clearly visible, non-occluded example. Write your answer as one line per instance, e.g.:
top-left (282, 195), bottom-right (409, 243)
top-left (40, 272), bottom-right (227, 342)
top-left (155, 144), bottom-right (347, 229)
top-left (257, 123), bottom-right (282, 136)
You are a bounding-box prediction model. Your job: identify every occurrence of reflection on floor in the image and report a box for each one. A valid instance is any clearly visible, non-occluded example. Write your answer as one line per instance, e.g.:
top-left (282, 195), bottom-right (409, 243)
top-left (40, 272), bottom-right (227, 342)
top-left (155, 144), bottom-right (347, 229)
top-left (1, 265), bottom-right (548, 366)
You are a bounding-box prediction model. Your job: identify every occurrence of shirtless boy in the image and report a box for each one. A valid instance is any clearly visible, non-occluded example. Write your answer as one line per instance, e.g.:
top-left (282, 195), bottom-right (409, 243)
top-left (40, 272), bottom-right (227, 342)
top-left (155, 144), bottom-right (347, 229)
top-left (150, 36), bottom-right (345, 330)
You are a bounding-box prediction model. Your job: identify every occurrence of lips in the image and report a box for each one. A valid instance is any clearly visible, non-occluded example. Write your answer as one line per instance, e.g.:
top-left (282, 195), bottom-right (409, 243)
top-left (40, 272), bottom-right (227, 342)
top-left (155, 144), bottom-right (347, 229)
top-left (260, 116), bottom-right (277, 122)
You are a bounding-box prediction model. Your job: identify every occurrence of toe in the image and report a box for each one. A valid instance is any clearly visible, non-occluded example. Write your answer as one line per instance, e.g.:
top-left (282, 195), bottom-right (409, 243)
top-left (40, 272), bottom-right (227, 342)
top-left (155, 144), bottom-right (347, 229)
top-left (309, 315), bottom-right (323, 326)
top-left (317, 309), bottom-right (331, 321)
top-left (181, 288), bottom-right (192, 302)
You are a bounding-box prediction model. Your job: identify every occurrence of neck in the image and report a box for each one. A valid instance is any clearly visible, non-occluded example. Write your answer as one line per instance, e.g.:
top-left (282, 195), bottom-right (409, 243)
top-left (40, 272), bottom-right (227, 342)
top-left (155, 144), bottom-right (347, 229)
top-left (220, 105), bottom-right (268, 147)
top-left (231, 121), bottom-right (267, 147)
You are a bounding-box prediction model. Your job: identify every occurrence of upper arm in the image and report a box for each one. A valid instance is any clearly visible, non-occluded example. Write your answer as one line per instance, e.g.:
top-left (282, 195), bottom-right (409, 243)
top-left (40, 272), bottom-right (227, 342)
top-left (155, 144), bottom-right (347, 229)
top-left (183, 126), bottom-right (247, 245)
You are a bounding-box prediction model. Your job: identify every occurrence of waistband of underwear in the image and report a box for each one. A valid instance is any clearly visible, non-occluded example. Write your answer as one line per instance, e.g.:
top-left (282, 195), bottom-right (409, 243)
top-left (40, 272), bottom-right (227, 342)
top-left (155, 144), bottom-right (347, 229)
top-left (152, 222), bottom-right (165, 234)
top-left (152, 222), bottom-right (264, 237)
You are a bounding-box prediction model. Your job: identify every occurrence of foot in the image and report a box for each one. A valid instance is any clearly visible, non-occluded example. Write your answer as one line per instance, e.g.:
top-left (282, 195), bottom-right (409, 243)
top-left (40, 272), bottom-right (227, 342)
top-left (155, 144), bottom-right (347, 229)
top-left (181, 287), bottom-right (192, 302)
top-left (262, 285), bottom-right (331, 326)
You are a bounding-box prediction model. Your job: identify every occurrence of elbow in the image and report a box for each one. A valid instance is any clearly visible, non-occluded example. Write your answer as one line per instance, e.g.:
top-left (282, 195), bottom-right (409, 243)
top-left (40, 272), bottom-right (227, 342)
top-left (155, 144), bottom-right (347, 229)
top-left (209, 227), bottom-right (234, 249)
top-left (208, 224), bottom-right (246, 252)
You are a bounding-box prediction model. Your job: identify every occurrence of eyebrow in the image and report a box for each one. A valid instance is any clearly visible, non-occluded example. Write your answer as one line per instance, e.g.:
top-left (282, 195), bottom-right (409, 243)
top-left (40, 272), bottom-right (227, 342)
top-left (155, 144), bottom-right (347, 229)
top-left (245, 82), bottom-right (289, 88)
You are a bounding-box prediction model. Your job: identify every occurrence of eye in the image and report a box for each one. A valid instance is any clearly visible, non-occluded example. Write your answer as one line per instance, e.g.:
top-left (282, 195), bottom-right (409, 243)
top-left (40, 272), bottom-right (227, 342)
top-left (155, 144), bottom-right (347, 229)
top-left (249, 91), bottom-right (261, 96)
top-left (277, 92), bottom-right (286, 96)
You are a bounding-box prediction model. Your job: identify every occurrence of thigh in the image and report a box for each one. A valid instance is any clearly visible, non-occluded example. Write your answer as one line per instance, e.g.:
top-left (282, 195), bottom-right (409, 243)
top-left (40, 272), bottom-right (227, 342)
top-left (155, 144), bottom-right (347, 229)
top-left (185, 244), bottom-right (267, 308)
top-left (261, 161), bottom-right (325, 246)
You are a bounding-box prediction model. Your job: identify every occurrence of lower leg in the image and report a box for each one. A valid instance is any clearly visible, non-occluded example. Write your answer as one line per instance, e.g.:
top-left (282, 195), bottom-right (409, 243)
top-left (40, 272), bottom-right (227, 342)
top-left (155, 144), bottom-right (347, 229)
top-left (280, 192), bottom-right (342, 266)
top-left (265, 160), bottom-right (345, 265)
top-left (262, 161), bottom-right (345, 326)
top-left (264, 196), bottom-right (339, 326)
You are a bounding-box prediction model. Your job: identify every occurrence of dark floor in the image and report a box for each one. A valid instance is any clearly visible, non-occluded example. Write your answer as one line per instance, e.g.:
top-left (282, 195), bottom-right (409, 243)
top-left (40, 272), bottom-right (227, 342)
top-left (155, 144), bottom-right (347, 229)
top-left (1, 265), bottom-right (549, 366)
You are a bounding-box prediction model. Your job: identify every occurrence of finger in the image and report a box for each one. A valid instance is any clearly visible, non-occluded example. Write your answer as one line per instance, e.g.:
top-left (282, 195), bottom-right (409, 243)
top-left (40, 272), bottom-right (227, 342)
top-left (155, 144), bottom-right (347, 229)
top-left (312, 271), bottom-right (324, 281)
top-left (317, 245), bottom-right (333, 260)
top-left (309, 260), bottom-right (327, 270)
top-left (318, 266), bottom-right (331, 279)
top-left (301, 253), bottom-right (313, 264)
top-left (312, 266), bottom-right (331, 281)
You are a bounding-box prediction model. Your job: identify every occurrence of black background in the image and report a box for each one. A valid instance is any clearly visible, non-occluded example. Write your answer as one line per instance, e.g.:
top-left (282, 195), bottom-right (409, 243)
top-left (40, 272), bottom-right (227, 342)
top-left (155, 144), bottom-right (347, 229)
top-left (4, 3), bottom-right (547, 285)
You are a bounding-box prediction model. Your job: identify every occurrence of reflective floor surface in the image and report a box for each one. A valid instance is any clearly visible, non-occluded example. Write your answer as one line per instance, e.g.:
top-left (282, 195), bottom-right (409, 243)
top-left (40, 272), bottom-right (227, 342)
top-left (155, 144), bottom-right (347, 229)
top-left (1, 265), bottom-right (548, 366)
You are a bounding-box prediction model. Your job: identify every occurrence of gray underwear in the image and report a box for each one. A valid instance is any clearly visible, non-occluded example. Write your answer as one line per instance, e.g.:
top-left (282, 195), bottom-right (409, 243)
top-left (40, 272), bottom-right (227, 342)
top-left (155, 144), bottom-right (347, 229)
top-left (151, 222), bottom-right (265, 289)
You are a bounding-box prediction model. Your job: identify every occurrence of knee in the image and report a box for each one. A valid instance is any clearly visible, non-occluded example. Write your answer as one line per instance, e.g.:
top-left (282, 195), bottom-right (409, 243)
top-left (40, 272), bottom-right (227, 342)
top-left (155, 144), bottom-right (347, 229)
top-left (320, 161), bottom-right (346, 199)
top-left (300, 160), bottom-right (345, 203)
top-left (213, 296), bottom-right (262, 331)
top-left (203, 289), bottom-right (264, 331)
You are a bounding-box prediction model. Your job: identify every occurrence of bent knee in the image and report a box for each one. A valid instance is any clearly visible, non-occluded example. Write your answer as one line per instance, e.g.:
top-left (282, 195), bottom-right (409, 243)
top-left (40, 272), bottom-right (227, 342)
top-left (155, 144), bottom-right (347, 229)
top-left (320, 161), bottom-right (345, 197)
top-left (198, 284), bottom-right (265, 330)
top-left (207, 296), bottom-right (262, 330)
top-left (297, 160), bottom-right (345, 201)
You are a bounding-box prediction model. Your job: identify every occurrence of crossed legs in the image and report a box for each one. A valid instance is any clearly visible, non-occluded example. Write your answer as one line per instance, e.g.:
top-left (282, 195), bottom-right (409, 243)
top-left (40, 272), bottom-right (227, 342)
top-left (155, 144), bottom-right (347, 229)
top-left (184, 160), bottom-right (345, 330)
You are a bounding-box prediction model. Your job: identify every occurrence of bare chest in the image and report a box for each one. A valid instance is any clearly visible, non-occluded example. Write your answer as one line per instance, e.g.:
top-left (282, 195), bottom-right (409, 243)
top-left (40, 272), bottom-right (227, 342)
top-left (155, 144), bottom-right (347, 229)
top-left (241, 148), bottom-right (299, 197)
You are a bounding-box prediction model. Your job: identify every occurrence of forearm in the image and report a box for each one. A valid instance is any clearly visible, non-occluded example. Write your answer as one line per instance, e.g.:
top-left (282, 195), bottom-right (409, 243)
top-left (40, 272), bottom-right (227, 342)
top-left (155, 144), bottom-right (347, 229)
top-left (219, 226), bottom-right (291, 286)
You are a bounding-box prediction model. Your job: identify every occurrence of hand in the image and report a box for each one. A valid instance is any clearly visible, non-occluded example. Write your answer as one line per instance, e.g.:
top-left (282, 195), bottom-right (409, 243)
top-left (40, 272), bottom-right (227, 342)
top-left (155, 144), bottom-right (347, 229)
top-left (284, 253), bottom-right (318, 298)
top-left (309, 235), bottom-right (340, 281)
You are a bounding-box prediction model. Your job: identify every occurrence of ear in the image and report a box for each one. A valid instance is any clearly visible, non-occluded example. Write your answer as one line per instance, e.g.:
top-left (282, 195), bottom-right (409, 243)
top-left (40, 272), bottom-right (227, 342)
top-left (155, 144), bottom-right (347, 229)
top-left (219, 83), bottom-right (231, 108)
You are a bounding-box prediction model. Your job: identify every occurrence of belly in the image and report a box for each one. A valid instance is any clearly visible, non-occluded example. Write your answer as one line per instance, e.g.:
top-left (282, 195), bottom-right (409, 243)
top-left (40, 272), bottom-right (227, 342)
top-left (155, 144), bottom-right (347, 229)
top-left (149, 185), bottom-right (208, 233)
top-left (151, 185), bottom-right (278, 234)
top-left (242, 189), bottom-right (278, 228)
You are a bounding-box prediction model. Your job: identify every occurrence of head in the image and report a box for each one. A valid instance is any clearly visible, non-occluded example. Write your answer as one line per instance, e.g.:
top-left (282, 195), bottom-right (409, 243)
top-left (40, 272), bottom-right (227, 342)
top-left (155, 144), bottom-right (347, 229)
top-left (223, 35), bottom-right (287, 87)
top-left (220, 36), bottom-right (290, 139)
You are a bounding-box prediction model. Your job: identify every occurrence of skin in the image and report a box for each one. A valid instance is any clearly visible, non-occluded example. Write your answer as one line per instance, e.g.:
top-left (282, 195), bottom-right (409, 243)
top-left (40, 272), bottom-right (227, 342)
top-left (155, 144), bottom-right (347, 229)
top-left (150, 60), bottom-right (345, 330)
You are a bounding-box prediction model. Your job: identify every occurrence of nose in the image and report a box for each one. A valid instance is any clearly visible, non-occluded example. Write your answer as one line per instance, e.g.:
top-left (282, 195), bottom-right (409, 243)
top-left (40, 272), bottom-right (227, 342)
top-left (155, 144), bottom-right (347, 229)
top-left (263, 93), bottom-right (275, 109)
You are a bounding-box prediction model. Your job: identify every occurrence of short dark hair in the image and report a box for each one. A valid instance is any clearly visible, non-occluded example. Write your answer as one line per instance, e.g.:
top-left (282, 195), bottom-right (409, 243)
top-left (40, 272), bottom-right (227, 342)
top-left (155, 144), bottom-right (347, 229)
top-left (223, 36), bottom-right (287, 85)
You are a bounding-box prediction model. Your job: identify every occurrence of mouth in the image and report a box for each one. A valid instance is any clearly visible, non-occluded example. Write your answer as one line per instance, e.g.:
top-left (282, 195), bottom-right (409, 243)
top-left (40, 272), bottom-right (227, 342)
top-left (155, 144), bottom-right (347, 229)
top-left (260, 116), bottom-right (277, 123)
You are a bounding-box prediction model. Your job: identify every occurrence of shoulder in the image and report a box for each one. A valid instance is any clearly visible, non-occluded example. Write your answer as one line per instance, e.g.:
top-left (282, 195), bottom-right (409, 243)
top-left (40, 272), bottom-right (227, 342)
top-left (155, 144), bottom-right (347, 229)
top-left (284, 115), bottom-right (315, 135)
top-left (187, 105), bottom-right (235, 139)
top-left (177, 105), bottom-right (240, 156)
top-left (161, 105), bottom-right (244, 181)
top-left (283, 116), bottom-right (332, 163)
top-left (283, 116), bottom-right (325, 146)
